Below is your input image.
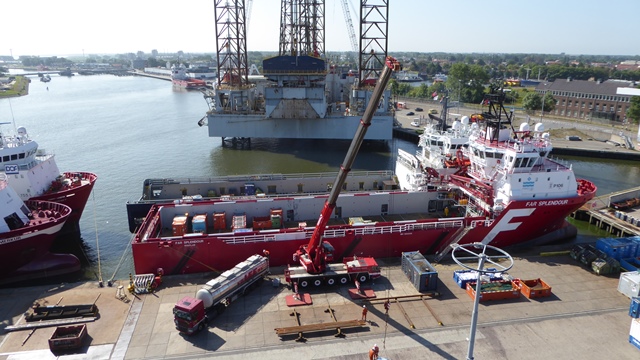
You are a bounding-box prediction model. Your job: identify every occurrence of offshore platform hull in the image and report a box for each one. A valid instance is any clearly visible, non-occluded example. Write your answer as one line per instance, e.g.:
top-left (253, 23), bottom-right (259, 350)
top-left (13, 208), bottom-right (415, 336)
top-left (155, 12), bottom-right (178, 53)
top-left (206, 113), bottom-right (393, 140)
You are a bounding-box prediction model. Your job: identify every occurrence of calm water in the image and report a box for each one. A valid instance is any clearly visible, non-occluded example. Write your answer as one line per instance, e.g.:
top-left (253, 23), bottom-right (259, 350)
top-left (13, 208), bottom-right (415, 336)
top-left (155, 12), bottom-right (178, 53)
top-left (1, 74), bottom-right (639, 281)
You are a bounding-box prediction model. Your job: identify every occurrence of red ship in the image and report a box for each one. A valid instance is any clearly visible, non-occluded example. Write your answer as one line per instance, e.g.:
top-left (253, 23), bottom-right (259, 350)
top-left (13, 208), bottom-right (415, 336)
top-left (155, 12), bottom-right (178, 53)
top-left (129, 86), bottom-right (596, 276)
top-left (0, 177), bottom-right (80, 285)
top-left (1, 125), bottom-right (97, 225)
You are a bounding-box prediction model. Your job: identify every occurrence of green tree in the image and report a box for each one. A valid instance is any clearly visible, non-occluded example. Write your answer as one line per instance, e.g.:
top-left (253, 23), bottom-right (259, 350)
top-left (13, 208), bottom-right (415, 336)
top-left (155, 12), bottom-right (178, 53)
top-left (627, 96), bottom-right (640, 124)
top-left (522, 92), bottom-right (555, 114)
top-left (522, 92), bottom-right (542, 113)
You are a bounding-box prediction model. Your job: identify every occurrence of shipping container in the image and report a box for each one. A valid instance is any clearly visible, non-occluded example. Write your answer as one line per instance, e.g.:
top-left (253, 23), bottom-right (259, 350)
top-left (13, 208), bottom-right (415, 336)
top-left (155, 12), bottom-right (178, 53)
top-left (232, 213), bottom-right (247, 230)
top-left (172, 215), bottom-right (188, 236)
top-left (270, 214), bottom-right (282, 228)
top-left (192, 214), bottom-right (208, 234)
top-left (401, 251), bottom-right (438, 292)
top-left (213, 212), bottom-right (226, 230)
top-left (592, 257), bottom-right (620, 275)
top-left (245, 183), bottom-right (255, 196)
top-left (619, 271), bottom-right (640, 299)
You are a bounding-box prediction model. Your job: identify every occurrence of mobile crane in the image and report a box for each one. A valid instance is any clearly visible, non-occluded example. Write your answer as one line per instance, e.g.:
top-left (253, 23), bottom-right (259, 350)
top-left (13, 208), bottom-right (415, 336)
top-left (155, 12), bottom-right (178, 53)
top-left (284, 57), bottom-right (401, 289)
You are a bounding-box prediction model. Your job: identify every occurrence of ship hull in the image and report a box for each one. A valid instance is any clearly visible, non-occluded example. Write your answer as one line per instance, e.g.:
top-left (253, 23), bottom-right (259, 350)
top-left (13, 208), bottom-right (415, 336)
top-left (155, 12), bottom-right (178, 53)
top-left (0, 200), bottom-right (79, 284)
top-left (30, 172), bottom-right (98, 224)
top-left (206, 113), bottom-right (394, 140)
top-left (131, 189), bottom-right (593, 275)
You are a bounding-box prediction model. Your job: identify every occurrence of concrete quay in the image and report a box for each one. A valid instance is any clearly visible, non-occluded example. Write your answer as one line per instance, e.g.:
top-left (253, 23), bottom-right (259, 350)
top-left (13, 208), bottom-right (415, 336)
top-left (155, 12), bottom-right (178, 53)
top-left (1, 247), bottom-right (639, 359)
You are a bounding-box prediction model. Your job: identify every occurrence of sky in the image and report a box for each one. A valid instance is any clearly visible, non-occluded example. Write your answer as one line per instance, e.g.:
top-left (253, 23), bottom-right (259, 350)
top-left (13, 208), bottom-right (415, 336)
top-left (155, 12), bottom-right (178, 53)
top-left (1, 0), bottom-right (638, 58)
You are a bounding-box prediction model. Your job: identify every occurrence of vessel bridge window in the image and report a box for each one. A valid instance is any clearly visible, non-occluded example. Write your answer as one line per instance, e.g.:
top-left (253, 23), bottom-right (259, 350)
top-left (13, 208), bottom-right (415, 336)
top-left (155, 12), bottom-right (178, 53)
top-left (297, 184), bottom-right (304, 193)
top-left (267, 185), bottom-right (276, 194)
top-left (219, 187), bottom-right (226, 195)
top-left (4, 212), bottom-right (26, 230)
top-left (359, 182), bottom-right (364, 191)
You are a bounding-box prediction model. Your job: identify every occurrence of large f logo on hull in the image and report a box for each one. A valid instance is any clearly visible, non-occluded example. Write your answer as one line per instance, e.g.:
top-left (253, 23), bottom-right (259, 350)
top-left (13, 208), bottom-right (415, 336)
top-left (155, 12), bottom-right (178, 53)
top-left (481, 208), bottom-right (536, 245)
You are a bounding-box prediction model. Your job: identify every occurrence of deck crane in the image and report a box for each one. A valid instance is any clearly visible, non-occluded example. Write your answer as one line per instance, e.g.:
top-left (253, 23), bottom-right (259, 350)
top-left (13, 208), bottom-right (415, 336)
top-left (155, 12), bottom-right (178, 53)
top-left (340, 0), bottom-right (359, 52)
top-left (288, 57), bottom-right (401, 285)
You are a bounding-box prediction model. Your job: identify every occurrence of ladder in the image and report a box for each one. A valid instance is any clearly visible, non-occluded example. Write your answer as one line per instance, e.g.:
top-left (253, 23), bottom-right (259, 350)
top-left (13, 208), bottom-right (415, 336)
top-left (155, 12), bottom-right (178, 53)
top-left (433, 226), bottom-right (474, 263)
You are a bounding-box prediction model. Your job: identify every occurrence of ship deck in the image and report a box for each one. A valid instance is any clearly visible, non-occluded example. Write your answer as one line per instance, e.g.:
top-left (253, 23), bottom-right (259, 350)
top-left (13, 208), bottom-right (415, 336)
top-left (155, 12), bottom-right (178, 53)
top-left (0, 244), bottom-right (637, 359)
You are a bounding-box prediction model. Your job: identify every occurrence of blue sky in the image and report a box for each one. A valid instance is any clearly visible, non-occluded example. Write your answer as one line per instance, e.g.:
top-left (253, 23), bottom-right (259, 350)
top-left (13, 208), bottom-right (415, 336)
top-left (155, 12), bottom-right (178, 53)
top-left (1, 0), bottom-right (637, 57)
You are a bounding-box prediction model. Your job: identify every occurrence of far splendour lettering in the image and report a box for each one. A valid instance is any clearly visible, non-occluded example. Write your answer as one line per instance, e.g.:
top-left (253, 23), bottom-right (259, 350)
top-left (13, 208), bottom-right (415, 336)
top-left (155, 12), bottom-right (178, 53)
top-left (525, 199), bottom-right (569, 207)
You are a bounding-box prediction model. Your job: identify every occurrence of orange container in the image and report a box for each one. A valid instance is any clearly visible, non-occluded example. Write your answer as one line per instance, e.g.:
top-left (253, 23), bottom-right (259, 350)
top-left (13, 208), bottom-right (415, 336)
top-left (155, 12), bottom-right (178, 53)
top-left (213, 212), bottom-right (226, 230)
top-left (172, 215), bottom-right (188, 236)
top-left (512, 278), bottom-right (552, 299)
top-left (466, 280), bottom-right (520, 302)
top-left (252, 216), bottom-right (272, 230)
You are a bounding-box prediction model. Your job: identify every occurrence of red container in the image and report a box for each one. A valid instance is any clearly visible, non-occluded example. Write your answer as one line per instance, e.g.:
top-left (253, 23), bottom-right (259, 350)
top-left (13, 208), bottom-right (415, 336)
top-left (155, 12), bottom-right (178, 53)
top-left (253, 216), bottom-right (272, 230)
top-left (213, 212), bottom-right (226, 230)
top-left (172, 216), bottom-right (188, 236)
top-left (513, 278), bottom-right (552, 299)
top-left (466, 280), bottom-right (520, 302)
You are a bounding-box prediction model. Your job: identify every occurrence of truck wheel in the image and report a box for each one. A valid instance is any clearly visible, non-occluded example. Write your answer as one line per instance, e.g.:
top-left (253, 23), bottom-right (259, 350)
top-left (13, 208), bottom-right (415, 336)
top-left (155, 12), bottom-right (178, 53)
top-left (327, 278), bottom-right (335, 286)
top-left (339, 276), bottom-right (348, 284)
top-left (198, 322), bottom-right (204, 332)
top-left (313, 279), bottom-right (322, 287)
top-left (300, 280), bottom-right (309, 288)
top-left (358, 274), bottom-right (368, 283)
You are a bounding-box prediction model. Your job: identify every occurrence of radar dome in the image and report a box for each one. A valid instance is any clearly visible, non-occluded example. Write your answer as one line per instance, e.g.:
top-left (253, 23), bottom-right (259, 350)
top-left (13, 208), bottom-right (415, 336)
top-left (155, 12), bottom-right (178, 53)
top-left (461, 116), bottom-right (469, 125)
top-left (534, 123), bottom-right (545, 133)
top-left (17, 126), bottom-right (27, 136)
top-left (452, 120), bottom-right (461, 131)
top-left (519, 123), bottom-right (530, 132)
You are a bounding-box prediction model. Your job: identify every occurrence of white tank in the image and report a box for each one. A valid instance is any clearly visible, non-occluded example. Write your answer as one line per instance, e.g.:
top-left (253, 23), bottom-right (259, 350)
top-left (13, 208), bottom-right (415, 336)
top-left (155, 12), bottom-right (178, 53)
top-left (195, 254), bottom-right (268, 308)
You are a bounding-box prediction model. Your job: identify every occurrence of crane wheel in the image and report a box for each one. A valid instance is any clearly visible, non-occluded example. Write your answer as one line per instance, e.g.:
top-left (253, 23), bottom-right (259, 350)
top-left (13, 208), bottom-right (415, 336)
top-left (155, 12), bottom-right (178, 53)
top-left (339, 277), bottom-right (348, 284)
top-left (300, 280), bottom-right (309, 288)
top-left (327, 278), bottom-right (335, 286)
top-left (358, 274), bottom-right (368, 283)
top-left (314, 279), bottom-right (322, 286)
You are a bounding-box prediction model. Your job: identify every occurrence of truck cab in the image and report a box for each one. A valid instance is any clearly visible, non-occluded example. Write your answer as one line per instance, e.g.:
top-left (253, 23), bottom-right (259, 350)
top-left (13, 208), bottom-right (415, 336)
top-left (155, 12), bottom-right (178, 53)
top-left (173, 296), bottom-right (207, 335)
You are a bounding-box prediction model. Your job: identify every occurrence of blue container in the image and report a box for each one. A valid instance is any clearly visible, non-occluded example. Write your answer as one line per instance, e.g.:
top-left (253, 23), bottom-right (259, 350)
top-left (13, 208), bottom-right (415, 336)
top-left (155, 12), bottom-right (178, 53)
top-left (244, 183), bottom-right (256, 196)
top-left (453, 268), bottom-right (499, 289)
top-left (630, 297), bottom-right (640, 318)
top-left (619, 238), bottom-right (639, 259)
top-left (596, 238), bottom-right (626, 260)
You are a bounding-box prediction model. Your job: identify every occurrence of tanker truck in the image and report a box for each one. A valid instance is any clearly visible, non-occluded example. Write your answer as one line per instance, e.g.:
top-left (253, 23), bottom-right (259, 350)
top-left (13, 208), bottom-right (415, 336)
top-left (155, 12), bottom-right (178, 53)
top-left (173, 254), bottom-right (269, 334)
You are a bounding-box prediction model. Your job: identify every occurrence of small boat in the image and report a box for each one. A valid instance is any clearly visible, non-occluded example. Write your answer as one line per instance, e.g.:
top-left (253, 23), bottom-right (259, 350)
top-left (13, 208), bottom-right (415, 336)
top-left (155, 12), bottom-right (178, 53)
top-left (0, 175), bottom-right (80, 285)
top-left (395, 71), bottom-right (424, 83)
top-left (433, 73), bottom-right (448, 82)
top-left (0, 124), bottom-right (97, 224)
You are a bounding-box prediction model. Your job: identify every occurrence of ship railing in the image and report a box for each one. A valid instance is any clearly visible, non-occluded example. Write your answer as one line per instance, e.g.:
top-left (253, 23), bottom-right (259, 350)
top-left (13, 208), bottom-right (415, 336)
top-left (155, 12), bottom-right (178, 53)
top-left (217, 219), bottom-right (466, 245)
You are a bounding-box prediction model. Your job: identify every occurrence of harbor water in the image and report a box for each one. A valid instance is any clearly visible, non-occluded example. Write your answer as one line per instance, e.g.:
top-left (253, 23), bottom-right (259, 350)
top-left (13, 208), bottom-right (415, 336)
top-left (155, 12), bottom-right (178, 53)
top-left (1, 74), bottom-right (638, 283)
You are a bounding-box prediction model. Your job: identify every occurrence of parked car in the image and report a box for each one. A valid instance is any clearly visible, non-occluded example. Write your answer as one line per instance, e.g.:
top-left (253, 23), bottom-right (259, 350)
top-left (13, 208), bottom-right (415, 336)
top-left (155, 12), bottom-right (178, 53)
top-left (410, 121), bottom-right (420, 127)
top-left (415, 107), bottom-right (423, 112)
top-left (428, 109), bottom-right (438, 114)
top-left (406, 111), bottom-right (415, 116)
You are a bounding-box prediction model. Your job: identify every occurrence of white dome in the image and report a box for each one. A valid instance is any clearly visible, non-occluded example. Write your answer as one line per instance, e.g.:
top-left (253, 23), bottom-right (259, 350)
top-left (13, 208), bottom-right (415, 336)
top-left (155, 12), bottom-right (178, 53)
top-left (519, 123), bottom-right (530, 132)
top-left (534, 123), bottom-right (545, 132)
top-left (461, 116), bottom-right (469, 125)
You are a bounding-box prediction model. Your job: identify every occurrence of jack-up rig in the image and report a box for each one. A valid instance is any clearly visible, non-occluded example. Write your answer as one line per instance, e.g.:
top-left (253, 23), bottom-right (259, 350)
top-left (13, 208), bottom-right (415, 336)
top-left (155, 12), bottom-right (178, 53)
top-left (203, 0), bottom-right (394, 143)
